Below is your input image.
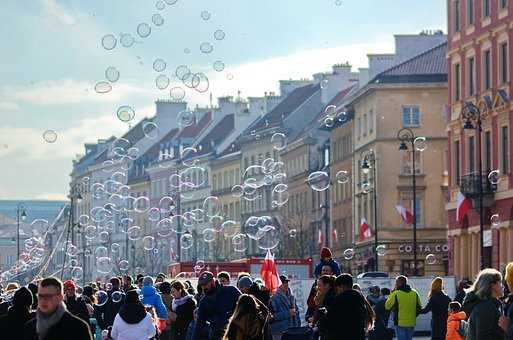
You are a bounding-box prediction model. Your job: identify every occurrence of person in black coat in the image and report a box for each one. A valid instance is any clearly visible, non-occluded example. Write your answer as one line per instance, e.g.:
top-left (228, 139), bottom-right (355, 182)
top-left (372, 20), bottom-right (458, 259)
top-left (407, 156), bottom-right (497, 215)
top-left (94, 277), bottom-right (125, 330)
top-left (419, 277), bottom-right (452, 340)
top-left (170, 280), bottom-right (197, 339)
top-left (324, 274), bottom-right (372, 340)
top-left (0, 286), bottom-right (35, 339)
top-left (63, 280), bottom-right (90, 325)
top-left (23, 277), bottom-right (92, 340)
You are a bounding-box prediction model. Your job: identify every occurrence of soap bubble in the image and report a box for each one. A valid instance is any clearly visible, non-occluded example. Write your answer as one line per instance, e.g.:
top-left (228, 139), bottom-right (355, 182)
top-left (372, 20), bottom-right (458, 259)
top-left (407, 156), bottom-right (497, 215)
top-left (307, 171), bottom-right (330, 191)
top-left (343, 248), bottom-right (355, 260)
top-left (376, 245), bottom-right (387, 256)
top-left (426, 254), bottom-right (436, 265)
top-left (96, 291), bottom-right (108, 306)
top-left (336, 170), bottom-right (350, 184)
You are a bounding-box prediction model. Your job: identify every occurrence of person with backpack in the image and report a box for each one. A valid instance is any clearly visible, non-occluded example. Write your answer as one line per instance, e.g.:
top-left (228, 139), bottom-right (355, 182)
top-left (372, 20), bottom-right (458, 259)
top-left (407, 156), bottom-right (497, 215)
top-left (269, 275), bottom-right (300, 340)
top-left (446, 301), bottom-right (466, 340)
top-left (419, 277), bottom-right (451, 340)
top-left (385, 275), bottom-right (422, 340)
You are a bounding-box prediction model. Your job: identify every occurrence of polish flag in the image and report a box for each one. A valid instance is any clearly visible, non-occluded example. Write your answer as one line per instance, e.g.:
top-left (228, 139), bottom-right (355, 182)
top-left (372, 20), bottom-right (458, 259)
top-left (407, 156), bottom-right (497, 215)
top-left (332, 229), bottom-right (338, 243)
top-left (318, 229), bottom-right (323, 247)
top-left (395, 204), bottom-right (414, 225)
top-left (260, 250), bottom-right (281, 294)
top-left (359, 218), bottom-right (372, 241)
top-left (456, 191), bottom-right (472, 223)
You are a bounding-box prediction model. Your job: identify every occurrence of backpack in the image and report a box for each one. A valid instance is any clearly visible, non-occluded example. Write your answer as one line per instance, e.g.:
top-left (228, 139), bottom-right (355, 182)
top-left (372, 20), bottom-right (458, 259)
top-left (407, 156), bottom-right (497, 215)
top-left (457, 319), bottom-right (468, 337)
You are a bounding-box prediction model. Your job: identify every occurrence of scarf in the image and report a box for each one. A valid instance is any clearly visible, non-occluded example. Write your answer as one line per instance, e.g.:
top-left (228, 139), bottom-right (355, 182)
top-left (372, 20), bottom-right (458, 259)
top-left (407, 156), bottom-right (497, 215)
top-left (172, 294), bottom-right (193, 312)
top-left (36, 301), bottom-right (66, 340)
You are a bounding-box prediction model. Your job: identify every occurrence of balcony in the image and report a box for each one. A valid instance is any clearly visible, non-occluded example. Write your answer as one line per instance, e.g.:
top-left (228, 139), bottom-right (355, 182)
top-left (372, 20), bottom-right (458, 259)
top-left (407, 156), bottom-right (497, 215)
top-left (459, 172), bottom-right (497, 198)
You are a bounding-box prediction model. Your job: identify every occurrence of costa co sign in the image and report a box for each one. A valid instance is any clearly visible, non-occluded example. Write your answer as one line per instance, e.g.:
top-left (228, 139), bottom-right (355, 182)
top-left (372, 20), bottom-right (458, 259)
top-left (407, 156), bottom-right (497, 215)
top-left (398, 244), bottom-right (449, 254)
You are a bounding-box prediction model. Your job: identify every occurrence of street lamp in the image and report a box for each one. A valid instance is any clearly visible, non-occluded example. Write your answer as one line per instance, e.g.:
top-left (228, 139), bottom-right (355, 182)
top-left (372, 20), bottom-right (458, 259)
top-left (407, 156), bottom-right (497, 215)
top-left (16, 203), bottom-right (27, 260)
top-left (461, 102), bottom-right (486, 269)
top-left (396, 128), bottom-right (424, 276)
top-left (361, 149), bottom-right (379, 271)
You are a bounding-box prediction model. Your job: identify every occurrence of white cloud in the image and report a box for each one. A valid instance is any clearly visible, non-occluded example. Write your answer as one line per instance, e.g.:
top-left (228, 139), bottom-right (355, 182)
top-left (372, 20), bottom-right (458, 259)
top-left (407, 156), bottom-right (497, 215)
top-left (0, 101), bottom-right (20, 112)
top-left (39, 0), bottom-right (76, 25)
top-left (0, 79), bottom-right (154, 106)
top-left (34, 192), bottom-right (68, 201)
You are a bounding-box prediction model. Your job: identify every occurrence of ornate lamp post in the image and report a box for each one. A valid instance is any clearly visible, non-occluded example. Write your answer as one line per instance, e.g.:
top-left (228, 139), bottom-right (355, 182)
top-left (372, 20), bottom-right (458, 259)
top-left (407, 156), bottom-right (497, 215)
top-left (361, 149), bottom-right (379, 271)
top-left (16, 203), bottom-right (27, 260)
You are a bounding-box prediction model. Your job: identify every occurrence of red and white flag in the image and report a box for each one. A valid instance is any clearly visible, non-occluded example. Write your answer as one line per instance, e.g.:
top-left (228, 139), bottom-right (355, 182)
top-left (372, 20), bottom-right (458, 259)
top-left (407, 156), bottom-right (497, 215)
top-left (260, 249), bottom-right (281, 294)
top-left (318, 229), bottom-right (323, 247)
top-left (332, 228), bottom-right (338, 244)
top-left (456, 191), bottom-right (472, 222)
top-left (395, 204), bottom-right (414, 225)
top-left (359, 218), bottom-right (372, 241)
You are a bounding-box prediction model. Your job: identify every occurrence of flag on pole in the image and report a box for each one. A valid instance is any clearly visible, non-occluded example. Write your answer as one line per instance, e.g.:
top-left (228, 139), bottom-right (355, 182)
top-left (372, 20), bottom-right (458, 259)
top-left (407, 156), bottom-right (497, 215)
top-left (260, 249), bottom-right (281, 294)
top-left (395, 204), bottom-right (414, 225)
top-left (318, 228), bottom-right (323, 247)
top-left (456, 191), bottom-right (472, 223)
top-left (332, 228), bottom-right (338, 243)
top-left (359, 218), bottom-right (372, 241)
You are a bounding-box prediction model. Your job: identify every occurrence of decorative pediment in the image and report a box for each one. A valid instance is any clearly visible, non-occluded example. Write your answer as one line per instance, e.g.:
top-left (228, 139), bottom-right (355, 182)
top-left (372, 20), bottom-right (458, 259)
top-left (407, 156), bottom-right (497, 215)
top-left (492, 89), bottom-right (509, 110)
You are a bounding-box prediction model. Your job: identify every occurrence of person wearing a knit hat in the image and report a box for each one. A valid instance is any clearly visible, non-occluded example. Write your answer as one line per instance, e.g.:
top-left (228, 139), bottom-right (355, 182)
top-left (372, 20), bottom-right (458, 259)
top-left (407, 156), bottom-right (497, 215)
top-left (140, 276), bottom-right (168, 320)
top-left (63, 279), bottom-right (91, 326)
top-left (314, 247), bottom-right (341, 278)
top-left (0, 286), bottom-right (35, 337)
top-left (111, 290), bottom-right (156, 340)
top-left (237, 276), bottom-right (253, 294)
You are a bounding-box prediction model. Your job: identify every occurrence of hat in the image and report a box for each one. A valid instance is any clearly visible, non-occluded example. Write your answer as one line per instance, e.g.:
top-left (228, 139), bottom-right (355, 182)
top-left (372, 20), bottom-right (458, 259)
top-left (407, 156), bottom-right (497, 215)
top-left (142, 276), bottom-right (154, 287)
top-left (237, 276), bottom-right (253, 289)
top-left (279, 275), bottom-right (290, 283)
top-left (320, 247), bottom-right (332, 259)
top-left (12, 287), bottom-right (33, 308)
top-left (125, 289), bottom-right (141, 304)
top-left (63, 280), bottom-right (76, 290)
top-left (198, 271), bottom-right (214, 286)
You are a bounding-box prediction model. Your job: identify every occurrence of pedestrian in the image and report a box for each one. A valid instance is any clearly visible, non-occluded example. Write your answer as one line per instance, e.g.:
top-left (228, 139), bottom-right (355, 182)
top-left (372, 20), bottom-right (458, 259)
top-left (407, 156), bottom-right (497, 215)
top-left (94, 277), bottom-right (125, 331)
top-left (314, 247), bottom-right (341, 278)
top-left (368, 286), bottom-right (392, 340)
top-left (324, 273), bottom-right (373, 340)
top-left (156, 273), bottom-right (167, 284)
top-left (462, 268), bottom-right (505, 340)
top-left (499, 262), bottom-right (513, 338)
top-left (63, 280), bottom-right (90, 325)
top-left (385, 275), bottom-right (422, 340)
top-left (23, 277), bottom-right (92, 340)
top-left (419, 277), bottom-right (451, 340)
top-left (237, 276), bottom-right (254, 295)
top-left (238, 276), bottom-right (270, 307)
top-left (0, 282), bottom-right (20, 315)
top-left (269, 275), bottom-right (300, 340)
top-left (454, 280), bottom-right (468, 305)
top-left (223, 294), bottom-right (270, 340)
top-left (446, 301), bottom-right (466, 340)
top-left (193, 271), bottom-right (241, 340)
top-left (82, 286), bottom-right (102, 340)
top-left (0, 286), bottom-right (35, 339)
top-left (140, 276), bottom-right (169, 320)
top-left (122, 275), bottom-right (137, 292)
top-left (111, 289), bottom-right (156, 340)
top-left (170, 280), bottom-right (196, 340)
top-left (312, 275), bottom-right (336, 337)
top-left (159, 281), bottom-right (174, 340)
top-left (305, 279), bottom-right (317, 323)
top-left (28, 282), bottom-right (39, 311)
top-left (217, 272), bottom-right (231, 286)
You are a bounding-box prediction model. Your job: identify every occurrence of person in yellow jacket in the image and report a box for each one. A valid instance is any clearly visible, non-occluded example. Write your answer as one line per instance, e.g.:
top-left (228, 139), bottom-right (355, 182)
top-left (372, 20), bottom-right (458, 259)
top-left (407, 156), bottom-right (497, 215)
top-left (385, 275), bottom-right (422, 340)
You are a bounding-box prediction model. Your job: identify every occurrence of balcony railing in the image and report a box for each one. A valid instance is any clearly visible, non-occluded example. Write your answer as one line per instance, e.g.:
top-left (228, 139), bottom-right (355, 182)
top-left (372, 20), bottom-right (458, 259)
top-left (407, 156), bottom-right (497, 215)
top-left (459, 172), bottom-right (497, 198)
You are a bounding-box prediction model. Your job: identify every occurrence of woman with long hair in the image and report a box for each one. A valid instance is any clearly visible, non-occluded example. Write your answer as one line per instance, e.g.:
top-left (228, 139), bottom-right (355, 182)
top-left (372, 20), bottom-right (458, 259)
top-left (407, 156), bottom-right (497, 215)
top-left (499, 262), bottom-right (513, 337)
top-left (313, 275), bottom-right (336, 339)
top-left (169, 280), bottom-right (196, 340)
top-left (223, 294), bottom-right (270, 340)
top-left (463, 268), bottom-right (505, 340)
top-left (418, 277), bottom-right (451, 340)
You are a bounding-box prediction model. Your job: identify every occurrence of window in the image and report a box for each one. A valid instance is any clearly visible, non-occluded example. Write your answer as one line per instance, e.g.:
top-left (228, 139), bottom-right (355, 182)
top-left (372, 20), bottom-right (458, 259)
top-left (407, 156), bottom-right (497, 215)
top-left (468, 56), bottom-right (475, 96)
top-left (483, 0), bottom-right (490, 17)
top-left (485, 131), bottom-right (491, 172)
top-left (500, 0), bottom-right (508, 9)
top-left (454, 0), bottom-right (461, 32)
top-left (502, 126), bottom-right (509, 174)
top-left (412, 198), bottom-right (422, 226)
top-left (469, 136), bottom-right (475, 173)
top-left (402, 106), bottom-right (421, 127)
top-left (467, 0), bottom-right (474, 25)
top-left (500, 42), bottom-right (509, 84)
top-left (484, 50), bottom-right (491, 90)
top-left (401, 150), bottom-right (422, 175)
top-left (455, 63), bottom-right (461, 100)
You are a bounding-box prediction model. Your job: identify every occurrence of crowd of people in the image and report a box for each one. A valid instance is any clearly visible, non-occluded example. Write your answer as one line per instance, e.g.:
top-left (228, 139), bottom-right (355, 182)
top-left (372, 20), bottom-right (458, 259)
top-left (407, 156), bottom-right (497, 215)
top-left (0, 248), bottom-right (513, 340)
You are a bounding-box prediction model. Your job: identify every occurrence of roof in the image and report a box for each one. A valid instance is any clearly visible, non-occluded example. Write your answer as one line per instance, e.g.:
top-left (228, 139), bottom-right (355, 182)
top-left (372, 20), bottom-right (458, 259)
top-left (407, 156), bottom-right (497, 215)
top-left (177, 111), bottom-right (213, 138)
top-left (249, 83), bottom-right (319, 132)
top-left (372, 42), bottom-right (447, 83)
top-left (195, 114), bottom-right (235, 156)
top-left (145, 127), bottom-right (180, 160)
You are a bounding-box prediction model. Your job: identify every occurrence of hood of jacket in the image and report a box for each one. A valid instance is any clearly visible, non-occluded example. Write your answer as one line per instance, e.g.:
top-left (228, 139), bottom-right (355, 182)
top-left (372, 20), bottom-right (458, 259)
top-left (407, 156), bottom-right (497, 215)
top-left (448, 311), bottom-right (466, 322)
top-left (141, 285), bottom-right (157, 297)
top-left (397, 284), bottom-right (412, 293)
top-left (118, 302), bottom-right (147, 324)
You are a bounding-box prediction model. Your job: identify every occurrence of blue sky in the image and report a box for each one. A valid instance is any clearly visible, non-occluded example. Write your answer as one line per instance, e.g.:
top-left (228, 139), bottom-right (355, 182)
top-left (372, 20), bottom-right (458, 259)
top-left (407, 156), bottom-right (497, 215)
top-left (0, 0), bottom-right (446, 200)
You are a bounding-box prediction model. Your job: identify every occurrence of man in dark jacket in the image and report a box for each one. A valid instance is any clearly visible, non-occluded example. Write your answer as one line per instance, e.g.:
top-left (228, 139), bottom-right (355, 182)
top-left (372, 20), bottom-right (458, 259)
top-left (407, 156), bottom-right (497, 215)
top-left (24, 277), bottom-right (92, 340)
top-left (63, 280), bottom-right (90, 325)
top-left (325, 274), bottom-right (368, 340)
top-left (193, 271), bottom-right (241, 340)
top-left (94, 277), bottom-right (125, 330)
top-left (0, 286), bottom-right (35, 339)
top-left (314, 247), bottom-right (341, 278)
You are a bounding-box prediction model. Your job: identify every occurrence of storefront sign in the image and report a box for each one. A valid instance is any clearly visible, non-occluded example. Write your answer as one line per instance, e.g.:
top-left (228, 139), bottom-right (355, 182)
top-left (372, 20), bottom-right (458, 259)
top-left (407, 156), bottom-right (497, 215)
top-left (398, 244), bottom-right (449, 253)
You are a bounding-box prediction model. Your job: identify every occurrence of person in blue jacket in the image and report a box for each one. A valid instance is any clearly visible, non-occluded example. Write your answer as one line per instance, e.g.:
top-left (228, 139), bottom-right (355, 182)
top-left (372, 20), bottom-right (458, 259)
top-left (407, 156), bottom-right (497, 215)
top-left (270, 275), bottom-right (300, 340)
top-left (314, 247), bottom-right (341, 278)
top-left (140, 276), bottom-right (169, 320)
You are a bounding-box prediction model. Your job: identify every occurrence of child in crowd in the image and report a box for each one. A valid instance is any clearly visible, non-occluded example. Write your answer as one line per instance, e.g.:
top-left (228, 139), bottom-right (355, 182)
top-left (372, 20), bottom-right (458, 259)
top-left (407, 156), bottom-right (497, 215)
top-left (446, 301), bottom-right (466, 340)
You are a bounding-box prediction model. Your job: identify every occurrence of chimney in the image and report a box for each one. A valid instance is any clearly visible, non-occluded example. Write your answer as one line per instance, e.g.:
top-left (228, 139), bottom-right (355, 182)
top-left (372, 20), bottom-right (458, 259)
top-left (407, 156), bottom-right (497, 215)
top-left (393, 33), bottom-right (447, 64)
top-left (155, 99), bottom-right (187, 130)
top-left (367, 54), bottom-right (395, 80)
top-left (316, 62), bottom-right (357, 104)
top-left (358, 68), bottom-right (370, 87)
